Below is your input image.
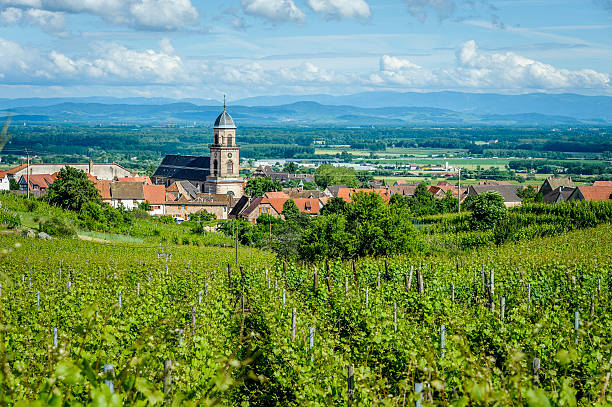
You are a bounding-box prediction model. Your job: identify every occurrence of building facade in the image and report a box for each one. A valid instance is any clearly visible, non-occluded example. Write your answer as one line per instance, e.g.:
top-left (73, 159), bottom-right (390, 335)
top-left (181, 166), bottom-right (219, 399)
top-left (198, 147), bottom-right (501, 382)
top-left (8, 161), bottom-right (134, 181)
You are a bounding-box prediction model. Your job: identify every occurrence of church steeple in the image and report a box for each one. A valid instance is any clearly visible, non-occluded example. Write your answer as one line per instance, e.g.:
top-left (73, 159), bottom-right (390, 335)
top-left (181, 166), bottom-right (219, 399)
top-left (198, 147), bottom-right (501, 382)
top-left (206, 101), bottom-right (243, 197)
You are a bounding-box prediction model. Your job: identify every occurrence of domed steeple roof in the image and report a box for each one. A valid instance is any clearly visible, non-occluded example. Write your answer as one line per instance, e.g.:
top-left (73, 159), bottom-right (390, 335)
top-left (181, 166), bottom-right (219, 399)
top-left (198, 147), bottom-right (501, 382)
top-left (214, 96), bottom-right (236, 129)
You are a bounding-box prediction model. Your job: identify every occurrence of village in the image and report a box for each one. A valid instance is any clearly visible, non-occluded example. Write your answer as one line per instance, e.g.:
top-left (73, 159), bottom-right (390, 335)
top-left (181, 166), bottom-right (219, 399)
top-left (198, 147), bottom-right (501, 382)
top-left (0, 106), bottom-right (610, 225)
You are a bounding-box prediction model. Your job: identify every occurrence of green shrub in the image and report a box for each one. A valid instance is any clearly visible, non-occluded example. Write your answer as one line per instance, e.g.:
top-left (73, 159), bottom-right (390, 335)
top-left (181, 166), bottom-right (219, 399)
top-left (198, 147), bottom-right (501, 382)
top-left (40, 216), bottom-right (76, 237)
top-left (0, 209), bottom-right (21, 228)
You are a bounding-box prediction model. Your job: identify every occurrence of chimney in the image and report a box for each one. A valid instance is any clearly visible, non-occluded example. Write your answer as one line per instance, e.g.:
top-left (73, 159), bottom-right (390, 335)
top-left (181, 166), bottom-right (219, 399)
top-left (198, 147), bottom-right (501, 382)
top-left (89, 159), bottom-right (94, 175)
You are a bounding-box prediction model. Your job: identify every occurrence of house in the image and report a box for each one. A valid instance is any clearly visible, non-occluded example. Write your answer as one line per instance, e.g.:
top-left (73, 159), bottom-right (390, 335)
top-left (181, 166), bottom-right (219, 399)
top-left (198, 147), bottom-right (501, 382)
top-left (542, 187), bottom-right (576, 204)
top-left (466, 185), bottom-right (522, 207)
top-left (165, 193), bottom-right (234, 220)
top-left (18, 174), bottom-right (55, 195)
top-left (239, 197), bottom-right (282, 224)
top-left (567, 186), bottom-right (612, 202)
top-left (110, 181), bottom-right (145, 210)
top-left (336, 188), bottom-right (391, 203)
top-left (238, 195), bottom-right (324, 224)
top-left (540, 177), bottom-right (574, 197)
top-left (0, 171), bottom-right (9, 191)
top-left (143, 184), bottom-right (166, 216)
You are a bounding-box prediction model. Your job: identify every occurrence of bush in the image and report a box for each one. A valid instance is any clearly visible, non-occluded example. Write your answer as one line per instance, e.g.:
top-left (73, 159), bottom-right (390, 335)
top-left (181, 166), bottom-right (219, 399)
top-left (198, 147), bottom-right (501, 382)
top-left (40, 216), bottom-right (76, 237)
top-left (466, 192), bottom-right (507, 231)
top-left (0, 209), bottom-right (21, 228)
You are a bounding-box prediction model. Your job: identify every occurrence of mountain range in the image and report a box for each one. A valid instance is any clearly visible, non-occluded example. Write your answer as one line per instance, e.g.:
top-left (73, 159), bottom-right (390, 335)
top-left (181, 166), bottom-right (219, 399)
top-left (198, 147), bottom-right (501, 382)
top-left (1, 91), bottom-right (611, 126)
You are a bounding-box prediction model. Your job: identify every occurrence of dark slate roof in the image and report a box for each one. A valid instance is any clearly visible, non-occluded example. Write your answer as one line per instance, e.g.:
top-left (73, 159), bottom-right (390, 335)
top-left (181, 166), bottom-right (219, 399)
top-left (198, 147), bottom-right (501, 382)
top-left (239, 196), bottom-right (263, 218)
top-left (153, 154), bottom-right (210, 182)
top-left (543, 186), bottom-right (576, 204)
top-left (214, 110), bottom-right (236, 129)
top-left (229, 195), bottom-right (250, 218)
top-left (468, 185), bottom-right (521, 203)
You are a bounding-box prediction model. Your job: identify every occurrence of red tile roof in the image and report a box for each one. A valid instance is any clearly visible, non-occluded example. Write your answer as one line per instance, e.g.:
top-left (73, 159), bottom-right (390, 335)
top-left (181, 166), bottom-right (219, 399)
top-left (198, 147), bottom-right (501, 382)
top-left (95, 180), bottom-right (112, 200)
top-left (576, 186), bottom-right (612, 201)
top-left (293, 198), bottom-right (322, 215)
top-left (22, 174), bottom-right (55, 190)
top-left (6, 163), bottom-right (27, 175)
top-left (143, 184), bottom-right (166, 204)
top-left (261, 197), bottom-right (286, 214)
top-left (264, 191), bottom-right (290, 199)
top-left (593, 181), bottom-right (612, 187)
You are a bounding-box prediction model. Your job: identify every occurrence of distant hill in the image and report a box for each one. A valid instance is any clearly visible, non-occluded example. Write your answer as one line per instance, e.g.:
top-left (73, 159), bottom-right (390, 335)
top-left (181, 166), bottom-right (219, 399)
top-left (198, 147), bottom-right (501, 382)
top-left (0, 95), bottom-right (610, 126)
top-left (0, 97), bottom-right (220, 110)
top-left (235, 91), bottom-right (612, 122)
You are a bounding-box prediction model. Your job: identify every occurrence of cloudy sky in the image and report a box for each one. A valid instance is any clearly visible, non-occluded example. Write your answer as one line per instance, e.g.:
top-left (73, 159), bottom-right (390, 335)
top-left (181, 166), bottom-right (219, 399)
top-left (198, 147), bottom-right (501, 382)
top-left (0, 0), bottom-right (611, 100)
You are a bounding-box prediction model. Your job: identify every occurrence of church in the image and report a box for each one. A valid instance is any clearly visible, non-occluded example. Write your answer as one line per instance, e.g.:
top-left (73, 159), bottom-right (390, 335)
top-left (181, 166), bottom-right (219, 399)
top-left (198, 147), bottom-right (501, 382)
top-left (152, 105), bottom-right (245, 198)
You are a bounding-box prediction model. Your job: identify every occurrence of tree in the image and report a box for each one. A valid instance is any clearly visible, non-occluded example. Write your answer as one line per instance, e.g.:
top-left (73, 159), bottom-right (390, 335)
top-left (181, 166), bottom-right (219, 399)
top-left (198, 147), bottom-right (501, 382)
top-left (437, 190), bottom-right (459, 213)
top-left (245, 177), bottom-right (282, 197)
top-left (46, 166), bottom-right (101, 211)
top-left (517, 185), bottom-right (541, 203)
top-left (467, 191), bottom-right (507, 230)
top-left (282, 199), bottom-right (300, 220)
top-left (320, 197), bottom-right (347, 216)
top-left (314, 164), bottom-right (358, 189)
top-left (283, 161), bottom-right (298, 173)
top-left (9, 178), bottom-right (19, 190)
top-left (407, 183), bottom-right (437, 216)
top-left (299, 214), bottom-right (355, 261)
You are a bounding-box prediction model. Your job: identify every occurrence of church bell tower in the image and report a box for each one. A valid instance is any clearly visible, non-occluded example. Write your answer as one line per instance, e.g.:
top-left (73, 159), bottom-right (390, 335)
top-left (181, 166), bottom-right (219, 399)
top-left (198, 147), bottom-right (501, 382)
top-left (204, 98), bottom-right (244, 197)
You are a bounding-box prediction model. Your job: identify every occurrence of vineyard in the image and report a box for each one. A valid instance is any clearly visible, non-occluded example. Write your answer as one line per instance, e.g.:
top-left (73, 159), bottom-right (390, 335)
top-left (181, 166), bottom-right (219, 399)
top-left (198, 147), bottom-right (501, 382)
top-left (0, 223), bottom-right (611, 405)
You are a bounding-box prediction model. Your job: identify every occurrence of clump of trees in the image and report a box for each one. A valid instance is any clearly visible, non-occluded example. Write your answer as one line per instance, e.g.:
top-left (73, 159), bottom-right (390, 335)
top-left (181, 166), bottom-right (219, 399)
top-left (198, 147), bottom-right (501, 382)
top-left (245, 177), bottom-right (282, 197)
top-left (223, 192), bottom-right (424, 261)
top-left (462, 191), bottom-right (507, 230)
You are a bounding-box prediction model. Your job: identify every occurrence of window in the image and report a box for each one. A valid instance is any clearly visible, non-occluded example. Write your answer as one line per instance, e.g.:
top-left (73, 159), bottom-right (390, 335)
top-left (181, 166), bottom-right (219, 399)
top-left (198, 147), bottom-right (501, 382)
top-left (227, 160), bottom-right (233, 174)
top-left (213, 160), bottom-right (218, 176)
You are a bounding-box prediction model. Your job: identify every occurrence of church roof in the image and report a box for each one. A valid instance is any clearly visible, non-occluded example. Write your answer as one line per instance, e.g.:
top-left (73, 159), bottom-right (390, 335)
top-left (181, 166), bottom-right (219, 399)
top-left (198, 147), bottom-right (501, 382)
top-left (214, 110), bottom-right (236, 129)
top-left (152, 154), bottom-right (210, 182)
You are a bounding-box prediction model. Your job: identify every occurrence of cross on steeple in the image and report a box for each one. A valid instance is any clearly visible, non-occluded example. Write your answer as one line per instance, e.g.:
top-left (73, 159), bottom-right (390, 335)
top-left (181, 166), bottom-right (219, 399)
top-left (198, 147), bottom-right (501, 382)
top-left (223, 94), bottom-right (226, 111)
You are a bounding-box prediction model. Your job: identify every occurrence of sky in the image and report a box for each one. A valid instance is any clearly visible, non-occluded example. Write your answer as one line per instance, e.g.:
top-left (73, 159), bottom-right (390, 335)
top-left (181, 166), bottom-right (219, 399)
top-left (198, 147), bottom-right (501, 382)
top-left (0, 0), bottom-right (611, 100)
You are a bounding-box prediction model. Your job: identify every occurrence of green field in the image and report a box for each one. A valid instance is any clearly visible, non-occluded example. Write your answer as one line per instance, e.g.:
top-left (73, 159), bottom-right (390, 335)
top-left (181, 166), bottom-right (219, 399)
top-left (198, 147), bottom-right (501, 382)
top-left (0, 215), bottom-right (610, 404)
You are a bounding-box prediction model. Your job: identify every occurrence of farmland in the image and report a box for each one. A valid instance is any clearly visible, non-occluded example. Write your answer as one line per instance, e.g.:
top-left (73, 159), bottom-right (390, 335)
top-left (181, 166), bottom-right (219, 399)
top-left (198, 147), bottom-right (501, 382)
top-left (0, 221), bottom-right (610, 405)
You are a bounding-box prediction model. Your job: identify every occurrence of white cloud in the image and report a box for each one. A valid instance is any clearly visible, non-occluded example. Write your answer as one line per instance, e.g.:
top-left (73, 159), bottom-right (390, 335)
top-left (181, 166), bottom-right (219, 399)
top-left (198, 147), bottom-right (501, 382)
top-left (0, 37), bottom-right (188, 84)
top-left (307, 0), bottom-right (371, 20)
top-left (372, 40), bottom-right (611, 91)
top-left (0, 0), bottom-right (199, 30)
top-left (129, 0), bottom-right (198, 30)
top-left (0, 6), bottom-right (66, 34)
top-left (242, 0), bottom-right (305, 23)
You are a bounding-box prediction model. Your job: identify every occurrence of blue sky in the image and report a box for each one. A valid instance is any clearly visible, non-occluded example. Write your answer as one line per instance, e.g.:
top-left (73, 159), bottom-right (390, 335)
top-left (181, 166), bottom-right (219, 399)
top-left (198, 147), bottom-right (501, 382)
top-left (0, 0), bottom-right (610, 100)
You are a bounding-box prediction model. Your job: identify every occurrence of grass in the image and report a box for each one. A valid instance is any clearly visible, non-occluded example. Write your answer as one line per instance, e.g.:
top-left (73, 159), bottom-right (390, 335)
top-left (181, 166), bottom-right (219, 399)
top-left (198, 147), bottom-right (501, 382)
top-left (77, 230), bottom-right (144, 243)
